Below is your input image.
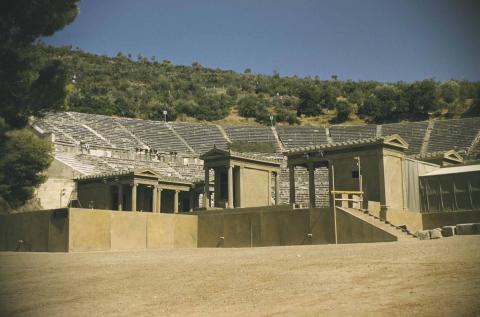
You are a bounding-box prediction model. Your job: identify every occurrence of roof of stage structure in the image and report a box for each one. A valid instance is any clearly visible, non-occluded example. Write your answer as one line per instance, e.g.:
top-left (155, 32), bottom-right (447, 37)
top-left (284, 134), bottom-right (409, 155)
top-left (200, 147), bottom-right (282, 166)
top-left (75, 168), bottom-right (194, 185)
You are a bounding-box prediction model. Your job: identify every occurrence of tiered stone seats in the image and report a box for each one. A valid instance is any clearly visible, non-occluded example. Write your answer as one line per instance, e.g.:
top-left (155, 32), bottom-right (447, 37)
top-left (467, 138), bottom-right (480, 159)
top-left (427, 118), bottom-right (480, 154)
top-left (381, 121), bottom-right (429, 155)
top-left (35, 113), bottom-right (112, 147)
top-left (39, 112), bottom-right (480, 161)
top-left (276, 126), bottom-right (328, 150)
top-left (224, 126), bottom-right (280, 151)
top-left (329, 124), bottom-right (377, 143)
top-left (70, 112), bottom-right (145, 149)
top-left (34, 118), bottom-right (75, 144)
top-left (117, 117), bottom-right (193, 154)
top-left (55, 151), bottom-right (114, 175)
top-left (169, 162), bottom-right (205, 181)
top-left (171, 123), bottom-right (229, 154)
top-left (100, 156), bottom-right (184, 179)
top-left (56, 151), bottom-right (189, 180)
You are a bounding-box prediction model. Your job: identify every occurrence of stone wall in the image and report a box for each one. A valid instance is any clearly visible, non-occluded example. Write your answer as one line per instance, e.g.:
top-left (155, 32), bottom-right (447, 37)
top-left (0, 209), bottom-right (69, 252)
top-left (277, 165), bottom-right (330, 207)
top-left (68, 208), bottom-right (198, 251)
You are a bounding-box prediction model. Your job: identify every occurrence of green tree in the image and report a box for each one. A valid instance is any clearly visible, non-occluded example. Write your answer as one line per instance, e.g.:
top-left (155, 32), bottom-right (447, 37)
top-left (195, 94), bottom-right (231, 121)
top-left (335, 100), bottom-right (352, 122)
top-left (0, 1), bottom-right (79, 46)
top-left (0, 0), bottom-right (79, 207)
top-left (0, 130), bottom-right (53, 208)
top-left (406, 79), bottom-right (439, 115)
top-left (361, 85), bottom-right (406, 122)
top-left (237, 94), bottom-right (268, 118)
top-left (1, 0), bottom-right (79, 128)
top-left (296, 85), bottom-right (323, 116)
top-left (439, 80), bottom-right (460, 104)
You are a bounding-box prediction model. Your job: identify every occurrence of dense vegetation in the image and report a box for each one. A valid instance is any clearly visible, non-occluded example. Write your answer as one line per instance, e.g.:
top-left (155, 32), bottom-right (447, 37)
top-left (35, 44), bottom-right (480, 125)
top-left (0, 0), bottom-right (79, 208)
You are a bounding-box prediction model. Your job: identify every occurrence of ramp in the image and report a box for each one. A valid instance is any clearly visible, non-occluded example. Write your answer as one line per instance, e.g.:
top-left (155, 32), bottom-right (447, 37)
top-left (336, 207), bottom-right (415, 242)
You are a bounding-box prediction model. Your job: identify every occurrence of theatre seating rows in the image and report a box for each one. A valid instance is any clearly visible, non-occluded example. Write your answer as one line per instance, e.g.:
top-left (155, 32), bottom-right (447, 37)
top-left (34, 112), bottom-right (480, 158)
top-left (171, 122), bottom-right (229, 154)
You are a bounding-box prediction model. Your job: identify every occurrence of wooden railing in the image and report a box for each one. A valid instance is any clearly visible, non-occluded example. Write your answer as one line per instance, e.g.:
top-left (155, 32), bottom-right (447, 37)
top-left (331, 190), bottom-right (364, 210)
top-left (330, 190), bottom-right (364, 245)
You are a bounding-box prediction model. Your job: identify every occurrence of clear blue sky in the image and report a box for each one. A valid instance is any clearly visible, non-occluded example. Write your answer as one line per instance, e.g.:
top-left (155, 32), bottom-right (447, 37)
top-left (44, 0), bottom-right (480, 82)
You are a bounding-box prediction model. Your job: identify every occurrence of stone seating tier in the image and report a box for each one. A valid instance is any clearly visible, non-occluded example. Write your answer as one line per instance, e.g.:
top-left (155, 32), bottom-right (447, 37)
top-left (70, 112), bottom-right (145, 149)
top-left (34, 112), bottom-right (480, 158)
top-left (117, 118), bottom-right (193, 153)
top-left (381, 121), bottom-right (429, 155)
top-left (329, 124), bottom-right (377, 143)
top-left (171, 123), bottom-right (229, 154)
top-left (427, 118), bottom-right (480, 154)
top-left (277, 126), bottom-right (328, 149)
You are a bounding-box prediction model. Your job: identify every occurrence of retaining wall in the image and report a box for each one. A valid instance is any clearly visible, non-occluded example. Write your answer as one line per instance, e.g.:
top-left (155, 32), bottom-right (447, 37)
top-left (68, 208), bottom-right (197, 251)
top-left (380, 208), bottom-right (480, 232)
top-left (0, 209), bottom-right (69, 252)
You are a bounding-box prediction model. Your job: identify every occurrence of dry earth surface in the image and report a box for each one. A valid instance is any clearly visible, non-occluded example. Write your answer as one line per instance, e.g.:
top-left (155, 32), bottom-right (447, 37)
top-left (0, 236), bottom-right (479, 317)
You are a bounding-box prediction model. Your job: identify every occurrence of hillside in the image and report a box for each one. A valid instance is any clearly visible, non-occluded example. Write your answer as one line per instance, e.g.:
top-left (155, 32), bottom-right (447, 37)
top-left (34, 44), bottom-right (480, 126)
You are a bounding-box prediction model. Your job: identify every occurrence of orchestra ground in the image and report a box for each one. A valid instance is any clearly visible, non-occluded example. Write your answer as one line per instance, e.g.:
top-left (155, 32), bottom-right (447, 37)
top-left (0, 235), bottom-right (479, 317)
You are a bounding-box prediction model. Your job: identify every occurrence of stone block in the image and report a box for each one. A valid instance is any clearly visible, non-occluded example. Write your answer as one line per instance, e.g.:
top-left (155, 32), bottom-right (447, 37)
top-left (367, 201), bottom-right (381, 218)
top-left (474, 223), bottom-right (480, 234)
top-left (429, 228), bottom-right (442, 239)
top-left (456, 223), bottom-right (477, 235)
top-left (441, 226), bottom-right (456, 237)
top-left (416, 230), bottom-right (430, 240)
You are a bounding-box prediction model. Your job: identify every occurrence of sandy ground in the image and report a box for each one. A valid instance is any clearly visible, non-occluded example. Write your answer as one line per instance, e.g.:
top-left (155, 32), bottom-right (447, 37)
top-left (0, 236), bottom-right (479, 317)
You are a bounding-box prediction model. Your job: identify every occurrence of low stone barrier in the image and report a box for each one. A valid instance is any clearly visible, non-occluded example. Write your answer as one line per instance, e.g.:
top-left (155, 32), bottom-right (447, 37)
top-left (456, 223), bottom-right (479, 235)
top-left (441, 226), bottom-right (456, 237)
top-left (416, 230), bottom-right (430, 240)
top-left (429, 228), bottom-right (442, 239)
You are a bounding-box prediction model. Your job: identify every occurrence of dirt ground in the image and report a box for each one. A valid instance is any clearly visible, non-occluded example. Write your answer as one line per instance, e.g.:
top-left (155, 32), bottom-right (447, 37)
top-left (0, 236), bottom-right (479, 317)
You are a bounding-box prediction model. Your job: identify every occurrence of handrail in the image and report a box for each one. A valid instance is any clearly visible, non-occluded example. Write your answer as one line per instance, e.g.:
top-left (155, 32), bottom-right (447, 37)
top-left (331, 190), bottom-right (364, 195)
top-left (331, 190), bottom-right (364, 210)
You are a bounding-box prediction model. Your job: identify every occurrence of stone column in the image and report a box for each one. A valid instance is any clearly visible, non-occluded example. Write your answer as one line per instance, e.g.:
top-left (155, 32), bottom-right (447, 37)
top-left (174, 190), bottom-right (179, 213)
top-left (203, 167), bottom-right (210, 209)
top-left (118, 184), bottom-right (123, 211)
top-left (238, 166), bottom-right (244, 208)
top-left (152, 186), bottom-right (157, 212)
top-left (131, 183), bottom-right (137, 212)
top-left (214, 168), bottom-right (221, 207)
top-left (189, 191), bottom-right (194, 212)
top-left (308, 163), bottom-right (316, 208)
top-left (267, 171), bottom-right (272, 206)
top-left (227, 165), bottom-right (234, 208)
top-left (328, 161), bottom-right (335, 207)
top-left (275, 172), bottom-right (280, 205)
top-left (289, 166), bottom-right (296, 204)
top-left (157, 188), bottom-right (162, 213)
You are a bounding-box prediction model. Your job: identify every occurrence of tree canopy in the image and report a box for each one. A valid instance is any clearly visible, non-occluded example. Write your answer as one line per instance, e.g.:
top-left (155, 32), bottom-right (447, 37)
top-left (0, 130), bottom-right (53, 208)
top-left (25, 44), bottom-right (480, 125)
top-left (0, 0), bottom-right (80, 208)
